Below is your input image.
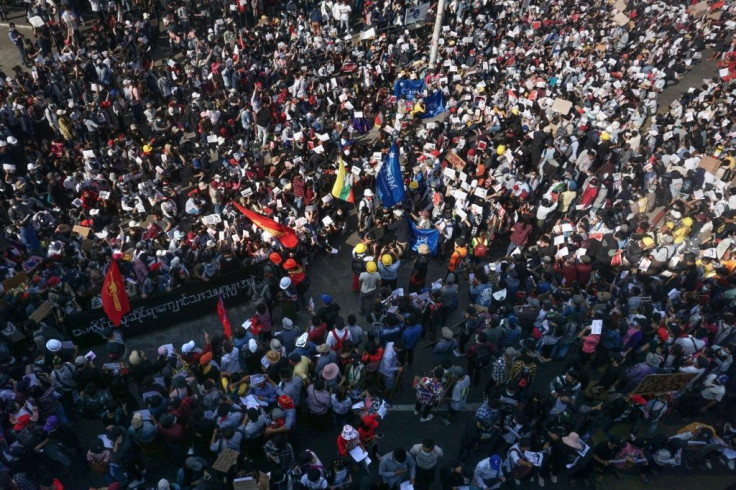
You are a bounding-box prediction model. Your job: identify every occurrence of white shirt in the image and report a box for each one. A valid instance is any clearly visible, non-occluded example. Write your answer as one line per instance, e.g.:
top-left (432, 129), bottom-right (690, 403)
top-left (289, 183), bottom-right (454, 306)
top-left (674, 336), bottom-right (705, 357)
top-left (326, 328), bottom-right (352, 349)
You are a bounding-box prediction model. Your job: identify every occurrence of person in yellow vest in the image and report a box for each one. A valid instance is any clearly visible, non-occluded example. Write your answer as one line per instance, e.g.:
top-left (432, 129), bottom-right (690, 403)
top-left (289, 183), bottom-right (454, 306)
top-left (671, 216), bottom-right (693, 244)
top-left (447, 237), bottom-right (468, 279)
top-left (410, 96), bottom-right (426, 119)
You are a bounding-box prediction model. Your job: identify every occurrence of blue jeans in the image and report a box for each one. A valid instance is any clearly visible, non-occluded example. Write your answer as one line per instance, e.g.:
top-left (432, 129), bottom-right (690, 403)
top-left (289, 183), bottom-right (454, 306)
top-left (108, 463), bottom-right (128, 485)
top-left (550, 342), bottom-right (571, 360)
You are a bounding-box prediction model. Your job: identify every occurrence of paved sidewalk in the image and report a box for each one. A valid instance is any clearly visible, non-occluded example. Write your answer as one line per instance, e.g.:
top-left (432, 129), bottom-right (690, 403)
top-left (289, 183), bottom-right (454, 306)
top-left (0, 8), bottom-right (32, 71)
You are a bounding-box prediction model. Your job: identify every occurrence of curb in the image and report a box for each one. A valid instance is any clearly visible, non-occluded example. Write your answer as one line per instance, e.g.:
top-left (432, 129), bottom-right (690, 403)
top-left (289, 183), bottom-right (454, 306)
top-left (0, 21), bottom-right (33, 29)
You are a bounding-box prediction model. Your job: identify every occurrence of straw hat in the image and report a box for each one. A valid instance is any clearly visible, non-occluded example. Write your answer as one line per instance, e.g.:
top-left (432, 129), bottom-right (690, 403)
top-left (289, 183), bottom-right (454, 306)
top-left (562, 432), bottom-right (583, 449)
top-left (266, 350), bottom-right (281, 364)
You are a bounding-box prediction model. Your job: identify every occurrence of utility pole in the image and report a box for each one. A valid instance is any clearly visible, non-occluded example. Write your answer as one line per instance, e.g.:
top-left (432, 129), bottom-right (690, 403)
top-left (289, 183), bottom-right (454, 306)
top-left (429, 0), bottom-right (446, 66)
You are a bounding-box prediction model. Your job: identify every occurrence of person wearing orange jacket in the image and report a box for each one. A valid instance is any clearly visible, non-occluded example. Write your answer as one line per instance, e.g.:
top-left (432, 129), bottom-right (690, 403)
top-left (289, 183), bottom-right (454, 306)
top-left (447, 237), bottom-right (468, 280)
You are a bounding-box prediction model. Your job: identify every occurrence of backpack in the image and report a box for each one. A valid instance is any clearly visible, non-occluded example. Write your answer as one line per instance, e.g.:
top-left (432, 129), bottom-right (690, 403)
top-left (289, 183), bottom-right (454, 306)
top-left (422, 300), bottom-right (440, 325)
top-left (475, 343), bottom-right (493, 367)
top-left (53, 363), bottom-right (77, 393)
top-left (79, 391), bottom-right (109, 419)
top-left (367, 311), bottom-right (386, 339)
top-left (516, 366), bottom-right (531, 389)
top-left (330, 329), bottom-right (349, 353)
top-left (602, 328), bottom-right (623, 350)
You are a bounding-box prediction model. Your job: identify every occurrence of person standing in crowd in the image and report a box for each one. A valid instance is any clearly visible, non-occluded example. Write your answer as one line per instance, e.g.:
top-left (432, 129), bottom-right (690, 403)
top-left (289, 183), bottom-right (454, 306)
top-left (470, 454), bottom-right (505, 490)
top-left (8, 23), bottom-right (29, 66)
top-left (379, 448), bottom-right (416, 489)
top-left (358, 261), bottom-right (381, 316)
top-left (410, 439), bottom-right (444, 490)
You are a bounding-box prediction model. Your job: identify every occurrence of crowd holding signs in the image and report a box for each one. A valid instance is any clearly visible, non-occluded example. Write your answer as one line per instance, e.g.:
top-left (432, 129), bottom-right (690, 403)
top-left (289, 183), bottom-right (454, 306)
top-left (1, 0), bottom-right (736, 487)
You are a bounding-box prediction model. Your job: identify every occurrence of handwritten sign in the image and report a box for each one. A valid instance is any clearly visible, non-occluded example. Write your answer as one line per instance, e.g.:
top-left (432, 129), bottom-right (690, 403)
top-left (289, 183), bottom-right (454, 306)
top-left (632, 373), bottom-right (697, 395)
top-left (444, 151), bottom-right (467, 170)
top-left (551, 98), bottom-right (573, 115)
top-left (72, 225), bottom-right (92, 237)
top-left (202, 214), bottom-right (223, 226)
top-left (2, 272), bottom-right (28, 291)
top-left (212, 447), bottom-right (240, 472)
top-left (699, 156), bottom-right (721, 174)
top-left (29, 301), bottom-right (54, 322)
top-left (688, 1), bottom-right (708, 17)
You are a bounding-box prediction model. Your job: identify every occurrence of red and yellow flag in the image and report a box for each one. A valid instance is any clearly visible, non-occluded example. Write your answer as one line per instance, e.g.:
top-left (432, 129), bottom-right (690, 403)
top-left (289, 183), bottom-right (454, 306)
top-left (101, 259), bottom-right (130, 326)
top-left (232, 201), bottom-right (299, 249)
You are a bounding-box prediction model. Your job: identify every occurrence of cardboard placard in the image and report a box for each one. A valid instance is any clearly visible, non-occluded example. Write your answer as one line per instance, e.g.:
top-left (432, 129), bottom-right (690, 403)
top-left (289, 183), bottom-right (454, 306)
top-left (212, 447), bottom-right (240, 472)
top-left (688, 1), bottom-right (708, 17)
top-left (2, 272), bottom-right (28, 291)
top-left (72, 225), bottom-right (92, 237)
top-left (613, 12), bottom-right (629, 25)
top-left (699, 156), bottom-right (721, 174)
top-left (550, 97), bottom-right (573, 115)
top-left (233, 476), bottom-right (260, 490)
top-left (29, 301), bottom-right (54, 322)
top-left (444, 151), bottom-right (467, 170)
top-left (632, 373), bottom-right (697, 395)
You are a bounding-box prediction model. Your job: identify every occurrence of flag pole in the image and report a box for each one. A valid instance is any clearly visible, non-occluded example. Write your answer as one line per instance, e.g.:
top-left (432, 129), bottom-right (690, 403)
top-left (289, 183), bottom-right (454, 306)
top-left (429, 0), bottom-right (446, 66)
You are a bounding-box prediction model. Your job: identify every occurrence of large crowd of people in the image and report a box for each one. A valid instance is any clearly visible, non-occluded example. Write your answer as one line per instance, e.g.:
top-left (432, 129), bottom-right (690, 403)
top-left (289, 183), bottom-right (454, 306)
top-left (1, 0), bottom-right (736, 487)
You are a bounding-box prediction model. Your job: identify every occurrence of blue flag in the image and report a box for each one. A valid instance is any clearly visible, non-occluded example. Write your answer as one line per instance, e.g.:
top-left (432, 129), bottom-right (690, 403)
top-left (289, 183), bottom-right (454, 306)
top-left (422, 90), bottom-right (446, 118)
top-left (410, 221), bottom-right (439, 256)
top-left (376, 142), bottom-right (406, 208)
top-left (393, 79), bottom-right (426, 100)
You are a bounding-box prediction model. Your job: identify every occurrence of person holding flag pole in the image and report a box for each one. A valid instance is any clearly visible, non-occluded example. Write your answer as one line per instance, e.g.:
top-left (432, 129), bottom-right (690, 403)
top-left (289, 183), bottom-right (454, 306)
top-left (331, 154), bottom-right (355, 204)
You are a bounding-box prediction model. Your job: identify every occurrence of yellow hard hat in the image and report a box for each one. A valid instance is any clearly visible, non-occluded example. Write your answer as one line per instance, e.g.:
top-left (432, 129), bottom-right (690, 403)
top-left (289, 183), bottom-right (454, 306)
top-left (511, 107), bottom-right (519, 115)
top-left (682, 217), bottom-right (693, 227)
top-left (366, 261), bottom-right (377, 273)
top-left (409, 180), bottom-right (419, 190)
top-left (354, 243), bottom-right (367, 254)
top-left (497, 145), bottom-right (506, 155)
top-left (600, 132), bottom-right (610, 141)
top-left (381, 254), bottom-right (393, 266)
top-left (641, 236), bottom-right (654, 247)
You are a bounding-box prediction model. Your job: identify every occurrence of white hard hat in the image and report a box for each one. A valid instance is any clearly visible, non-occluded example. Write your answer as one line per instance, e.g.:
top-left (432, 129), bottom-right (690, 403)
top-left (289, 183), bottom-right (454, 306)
top-left (280, 277), bottom-right (292, 289)
top-left (364, 189), bottom-right (373, 197)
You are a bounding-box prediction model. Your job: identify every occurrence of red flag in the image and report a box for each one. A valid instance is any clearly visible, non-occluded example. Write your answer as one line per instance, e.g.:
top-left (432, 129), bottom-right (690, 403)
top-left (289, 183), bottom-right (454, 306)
top-left (217, 296), bottom-right (231, 338)
top-left (231, 201), bottom-right (299, 248)
top-left (101, 259), bottom-right (130, 326)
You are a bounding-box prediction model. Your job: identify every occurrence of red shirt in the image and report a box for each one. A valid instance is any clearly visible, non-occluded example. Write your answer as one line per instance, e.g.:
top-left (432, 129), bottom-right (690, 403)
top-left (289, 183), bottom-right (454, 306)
top-left (554, 262), bottom-right (578, 286)
top-left (158, 422), bottom-right (188, 444)
top-left (337, 434), bottom-right (361, 458)
top-left (575, 263), bottom-right (592, 285)
top-left (308, 322), bottom-right (327, 344)
top-left (509, 222), bottom-right (532, 246)
top-left (358, 414), bottom-right (379, 445)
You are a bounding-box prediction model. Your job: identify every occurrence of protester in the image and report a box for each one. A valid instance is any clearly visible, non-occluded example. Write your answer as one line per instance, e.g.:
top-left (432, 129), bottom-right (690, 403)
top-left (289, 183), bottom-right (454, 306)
top-left (1, 0), bottom-right (736, 487)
